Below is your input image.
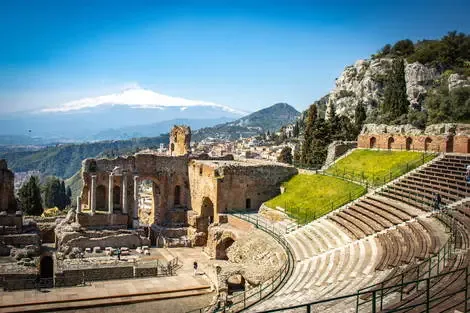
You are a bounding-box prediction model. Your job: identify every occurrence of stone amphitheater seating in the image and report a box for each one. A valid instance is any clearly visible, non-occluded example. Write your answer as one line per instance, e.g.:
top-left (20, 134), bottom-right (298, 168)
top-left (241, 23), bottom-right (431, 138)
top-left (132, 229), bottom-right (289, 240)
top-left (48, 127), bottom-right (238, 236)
top-left (247, 154), bottom-right (470, 313)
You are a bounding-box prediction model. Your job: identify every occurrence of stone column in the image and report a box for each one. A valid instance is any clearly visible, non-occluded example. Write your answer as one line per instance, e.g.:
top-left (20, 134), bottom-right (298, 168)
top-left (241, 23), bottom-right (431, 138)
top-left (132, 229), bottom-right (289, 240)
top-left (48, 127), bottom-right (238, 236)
top-left (90, 175), bottom-right (97, 215)
top-left (76, 196), bottom-right (81, 213)
top-left (122, 174), bottom-right (128, 214)
top-left (108, 173), bottom-right (114, 214)
top-left (133, 175), bottom-right (139, 228)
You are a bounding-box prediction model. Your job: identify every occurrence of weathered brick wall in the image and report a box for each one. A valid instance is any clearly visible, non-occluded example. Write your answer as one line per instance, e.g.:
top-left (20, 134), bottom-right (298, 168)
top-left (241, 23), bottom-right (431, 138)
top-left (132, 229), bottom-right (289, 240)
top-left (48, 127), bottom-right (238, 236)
top-left (0, 215), bottom-right (22, 229)
top-left (0, 160), bottom-right (17, 214)
top-left (76, 213), bottom-right (129, 227)
top-left (1, 233), bottom-right (40, 247)
top-left (358, 134), bottom-right (454, 152)
top-left (216, 163), bottom-right (298, 213)
top-left (80, 154), bottom-right (190, 224)
top-left (55, 266), bottom-right (134, 287)
top-left (169, 125), bottom-right (191, 156)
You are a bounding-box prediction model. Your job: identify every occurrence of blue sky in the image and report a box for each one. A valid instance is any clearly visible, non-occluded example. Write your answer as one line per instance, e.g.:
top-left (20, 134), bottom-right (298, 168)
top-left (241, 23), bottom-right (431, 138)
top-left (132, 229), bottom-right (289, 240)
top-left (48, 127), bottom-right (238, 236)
top-left (0, 0), bottom-right (469, 114)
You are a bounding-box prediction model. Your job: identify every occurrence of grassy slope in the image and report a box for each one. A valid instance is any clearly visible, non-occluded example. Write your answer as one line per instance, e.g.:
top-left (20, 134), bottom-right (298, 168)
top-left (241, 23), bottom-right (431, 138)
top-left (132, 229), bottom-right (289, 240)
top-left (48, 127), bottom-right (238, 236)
top-left (65, 170), bottom-right (82, 206)
top-left (265, 174), bottom-right (365, 223)
top-left (326, 150), bottom-right (433, 180)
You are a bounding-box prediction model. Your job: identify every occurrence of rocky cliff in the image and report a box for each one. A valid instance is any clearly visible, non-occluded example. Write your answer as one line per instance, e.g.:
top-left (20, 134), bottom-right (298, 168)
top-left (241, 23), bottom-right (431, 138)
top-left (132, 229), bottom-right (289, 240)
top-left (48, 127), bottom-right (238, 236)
top-left (326, 58), bottom-right (469, 119)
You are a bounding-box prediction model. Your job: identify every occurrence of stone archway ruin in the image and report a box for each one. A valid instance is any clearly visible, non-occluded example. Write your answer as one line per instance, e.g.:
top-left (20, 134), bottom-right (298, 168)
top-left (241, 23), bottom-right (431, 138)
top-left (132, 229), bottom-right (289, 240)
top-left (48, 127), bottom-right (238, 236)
top-left (227, 274), bottom-right (245, 295)
top-left (216, 237), bottom-right (235, 260)
top-left (369, 137), bottom-right (376, 149)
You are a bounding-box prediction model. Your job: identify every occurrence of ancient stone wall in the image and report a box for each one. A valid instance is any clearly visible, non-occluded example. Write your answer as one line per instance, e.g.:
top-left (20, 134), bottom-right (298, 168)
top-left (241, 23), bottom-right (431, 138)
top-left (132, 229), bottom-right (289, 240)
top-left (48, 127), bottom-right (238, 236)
top-left (323, 141), bottom-right (357, 169)
top-left (80, 153), bottom-right (190, 225)
top-left (169, 125), bottom-right (191, 156)
top-left (189, 160), bottom-right (297, 223)
top-left (0, 233), bottom-right (41, 247)
top-left (76, 213), bottom-right (128, 227)
top-left (0, 159), bottom-right (17, 214)
top-left (358, 123), bottom-right (470, 153)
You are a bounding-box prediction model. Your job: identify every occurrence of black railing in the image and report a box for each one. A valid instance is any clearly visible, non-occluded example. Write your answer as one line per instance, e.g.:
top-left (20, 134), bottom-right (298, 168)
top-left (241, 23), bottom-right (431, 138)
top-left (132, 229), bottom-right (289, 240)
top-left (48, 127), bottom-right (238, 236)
top-left (325, 151), bottom-right (437, 188)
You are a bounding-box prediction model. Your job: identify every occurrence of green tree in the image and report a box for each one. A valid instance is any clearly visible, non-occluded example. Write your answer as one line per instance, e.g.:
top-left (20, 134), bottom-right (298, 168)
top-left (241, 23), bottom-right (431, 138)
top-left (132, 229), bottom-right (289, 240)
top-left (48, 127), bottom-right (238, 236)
top-left (301, 104), bottom-right (318, 166)
top-left (277, 147), bottom-right (293, 164)
top-left (293, 121), bottom-right (300, 137)
top-left (381, 58), bottom-right (409, 121)
top-left (18, 176), bottom-right (43, 216)
top-left (354, 101), bottom-right (367, 131)
top-left (43, 177), bottom-right (70, 210)
top-left (392, 39), bottom-right (414, 56)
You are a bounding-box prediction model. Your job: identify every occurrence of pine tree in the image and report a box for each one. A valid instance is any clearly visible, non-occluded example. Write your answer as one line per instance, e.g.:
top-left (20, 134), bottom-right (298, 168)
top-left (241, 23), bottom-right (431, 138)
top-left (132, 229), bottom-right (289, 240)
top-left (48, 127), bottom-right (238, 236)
top-left (381, 58), bottom-right (409, 121)
top-left (18, 176), bottom-right (43, 216)
top-left (66, 186), bottom-right (72, 207)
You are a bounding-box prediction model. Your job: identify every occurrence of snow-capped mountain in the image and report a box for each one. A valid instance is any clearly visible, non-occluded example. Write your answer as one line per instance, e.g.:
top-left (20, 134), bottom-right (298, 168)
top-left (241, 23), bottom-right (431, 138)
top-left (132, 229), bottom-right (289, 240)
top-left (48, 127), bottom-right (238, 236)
top-left (0, 88), bottom-right (245, 142)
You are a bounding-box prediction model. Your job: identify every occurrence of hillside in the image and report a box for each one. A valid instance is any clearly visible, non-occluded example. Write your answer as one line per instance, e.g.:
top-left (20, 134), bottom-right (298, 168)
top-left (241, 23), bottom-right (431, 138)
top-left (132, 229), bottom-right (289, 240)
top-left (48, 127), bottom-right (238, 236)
top-left (193, 103), bottom-right (300, 141)
top-left (0, 135), bottom-right (168, 179)
top-left (322, 31), bottom-right (469, 127)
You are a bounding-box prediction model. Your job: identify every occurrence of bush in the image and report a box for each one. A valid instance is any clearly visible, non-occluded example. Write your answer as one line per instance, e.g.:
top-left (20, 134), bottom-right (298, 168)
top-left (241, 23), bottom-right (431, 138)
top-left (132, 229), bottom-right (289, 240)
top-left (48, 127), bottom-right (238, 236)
top-left (41, 207), bottom-right (61, 217)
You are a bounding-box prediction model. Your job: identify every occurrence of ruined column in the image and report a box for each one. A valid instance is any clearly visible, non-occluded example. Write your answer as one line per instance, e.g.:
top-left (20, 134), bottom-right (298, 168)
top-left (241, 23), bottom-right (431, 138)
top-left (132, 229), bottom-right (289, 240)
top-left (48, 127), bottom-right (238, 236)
top-left (133, 175), bottom-right (139, 228)
top-left (76, 196), bottom-right (81, 213)
top-left (122, 174), bottom-right (128, 214)
top-left (90, 175), bottom-right (97, 215)
top-left (108, 173), bottom-right (114, 214)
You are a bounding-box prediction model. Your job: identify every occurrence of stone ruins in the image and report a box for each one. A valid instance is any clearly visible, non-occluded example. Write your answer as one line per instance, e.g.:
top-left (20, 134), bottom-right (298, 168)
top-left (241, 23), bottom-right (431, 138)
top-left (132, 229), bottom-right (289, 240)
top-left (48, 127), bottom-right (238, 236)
top-left (358, 123), bottom-right (470, 153)
top-left (1, 125), bottom-right (297, 295)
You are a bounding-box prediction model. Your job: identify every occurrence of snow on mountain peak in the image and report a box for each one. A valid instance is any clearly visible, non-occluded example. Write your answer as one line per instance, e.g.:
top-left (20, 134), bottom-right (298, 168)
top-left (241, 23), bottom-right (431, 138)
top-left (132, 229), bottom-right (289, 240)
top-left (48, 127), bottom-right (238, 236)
top-left (41, 87), bottom-right (246, 115)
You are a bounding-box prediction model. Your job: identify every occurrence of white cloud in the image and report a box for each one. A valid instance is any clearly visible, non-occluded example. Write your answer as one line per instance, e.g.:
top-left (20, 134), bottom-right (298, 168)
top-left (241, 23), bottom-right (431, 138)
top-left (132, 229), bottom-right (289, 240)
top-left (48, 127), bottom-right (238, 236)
top-left (41, 87), bottom-right (246, 115)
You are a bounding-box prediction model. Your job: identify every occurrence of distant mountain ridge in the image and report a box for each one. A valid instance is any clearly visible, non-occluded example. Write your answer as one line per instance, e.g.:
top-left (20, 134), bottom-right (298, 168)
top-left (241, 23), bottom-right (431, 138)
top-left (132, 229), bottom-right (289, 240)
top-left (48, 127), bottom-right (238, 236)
top-left (192, 103), bottom-right (300, 141)
top-left (0, 87), bottom-right (244, 142)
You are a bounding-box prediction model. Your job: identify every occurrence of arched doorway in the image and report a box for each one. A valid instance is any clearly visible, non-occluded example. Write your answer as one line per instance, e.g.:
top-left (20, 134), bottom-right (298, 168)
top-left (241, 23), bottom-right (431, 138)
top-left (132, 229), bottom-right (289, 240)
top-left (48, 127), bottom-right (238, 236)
top-left (96, 185), bottom-right (106, 211)
top-left (245, 198), bottom-right (251, 209)
top-left (227, 274), bottom-right (245, 295)
top-left (387, 137), bottom-right (394, 150)
top-left (216, 237), bottom-right (235, 260)
top-left (174, 185), bottom-right (181, 206)
top-left (446, 135), bottom-right (454, 153)
top-left (369, 137), bottom-right (377, 149)
top-left (406, 137), bottom-right (412, 151)
top-left (467, 139), bottom-right (470, 153)
top-left (201, 197), bottom-right (214, 228)
top-left (113, 185), bottom-right (121, 209)
top-left (40, 255), bottom-right (54, 287)
top-left (424, 137), bottom-right (432, 152)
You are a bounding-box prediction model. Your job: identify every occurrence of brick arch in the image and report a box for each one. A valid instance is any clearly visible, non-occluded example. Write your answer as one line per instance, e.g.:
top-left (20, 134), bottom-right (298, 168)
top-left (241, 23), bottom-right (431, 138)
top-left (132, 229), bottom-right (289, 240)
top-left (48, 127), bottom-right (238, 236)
top-left (406, 137), bottom-right (413, 151)
top-left (369, 137), bottom-right (377, 149)
top-left (387, 137), bottom-right (395, 150)
top-left (424, 137), bottom-right (433, 152)
top-left (446, 135), bottom-right (454, 153)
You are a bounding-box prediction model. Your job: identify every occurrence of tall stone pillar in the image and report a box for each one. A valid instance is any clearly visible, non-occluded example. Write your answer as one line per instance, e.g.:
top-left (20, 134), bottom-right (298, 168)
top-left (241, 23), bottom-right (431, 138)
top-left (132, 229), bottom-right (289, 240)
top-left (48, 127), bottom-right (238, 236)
top-left (90, 175), bottom-right (97, 215)
top-left (76, 196), bottom-right (81, 213)
top-left (133, 175), bottom-right (139, 228)
top-left (108, 173), bottom-right (114, 214)
top-left (122, 174), bottom-right (128, 214)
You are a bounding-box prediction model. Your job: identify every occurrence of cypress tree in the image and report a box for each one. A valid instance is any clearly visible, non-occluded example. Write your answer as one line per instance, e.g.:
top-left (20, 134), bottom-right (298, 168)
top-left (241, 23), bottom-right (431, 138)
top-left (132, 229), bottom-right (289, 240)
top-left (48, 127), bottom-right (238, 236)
top-left (301, 104), bottom-right (318, 166)
top-left (18, 176), bottom-right (43, 216)
top-left (381, 58), bottom-right (409, 121)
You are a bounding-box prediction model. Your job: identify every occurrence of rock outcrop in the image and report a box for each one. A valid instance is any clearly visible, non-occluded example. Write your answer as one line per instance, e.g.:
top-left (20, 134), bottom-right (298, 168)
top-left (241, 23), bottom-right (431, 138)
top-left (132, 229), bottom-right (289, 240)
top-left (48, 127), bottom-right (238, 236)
top-left (325, 57), bottom-right (467, 119)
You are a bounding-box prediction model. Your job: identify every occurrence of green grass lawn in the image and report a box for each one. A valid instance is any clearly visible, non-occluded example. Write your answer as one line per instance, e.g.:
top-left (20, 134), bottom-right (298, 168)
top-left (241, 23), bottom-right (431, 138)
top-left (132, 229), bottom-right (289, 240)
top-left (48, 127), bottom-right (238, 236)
top-left (325, 149), bottom-right (435, 186)
top-left (265, 174), bottom-right (366, 224)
